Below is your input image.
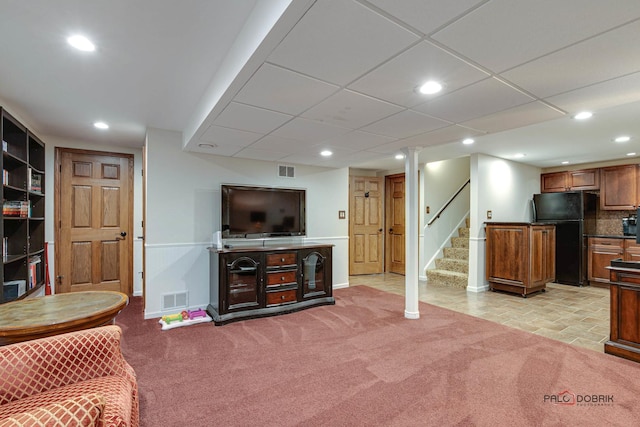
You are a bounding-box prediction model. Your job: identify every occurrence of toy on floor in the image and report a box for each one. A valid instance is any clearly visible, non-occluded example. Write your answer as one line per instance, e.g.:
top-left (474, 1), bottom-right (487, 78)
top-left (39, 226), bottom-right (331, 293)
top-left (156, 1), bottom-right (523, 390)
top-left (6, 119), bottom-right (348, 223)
top-left (159, 308), bottom-right (212, 330)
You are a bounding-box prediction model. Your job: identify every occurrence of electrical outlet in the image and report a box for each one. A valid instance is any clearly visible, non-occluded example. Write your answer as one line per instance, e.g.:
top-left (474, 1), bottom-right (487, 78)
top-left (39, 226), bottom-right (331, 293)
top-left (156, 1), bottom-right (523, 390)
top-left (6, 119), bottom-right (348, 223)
top-left (487, 210), bottom-right (492, 219)
top-left (426, 206), bottom-right (430, 214)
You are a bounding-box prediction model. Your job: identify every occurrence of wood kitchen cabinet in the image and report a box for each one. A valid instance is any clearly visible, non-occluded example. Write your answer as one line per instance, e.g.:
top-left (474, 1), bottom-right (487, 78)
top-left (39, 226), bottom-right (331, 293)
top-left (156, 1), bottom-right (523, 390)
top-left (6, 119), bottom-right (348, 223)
top-left (600, 164), bottom-right (637, 210)
top-left (588, 237), bottom-right (624, 287)
top-left (207, 244), bottom-right (334, 325)
top-left (485, 223), bottom-right (555, 297)
top-left (540, 169), bottom-right (599, 193)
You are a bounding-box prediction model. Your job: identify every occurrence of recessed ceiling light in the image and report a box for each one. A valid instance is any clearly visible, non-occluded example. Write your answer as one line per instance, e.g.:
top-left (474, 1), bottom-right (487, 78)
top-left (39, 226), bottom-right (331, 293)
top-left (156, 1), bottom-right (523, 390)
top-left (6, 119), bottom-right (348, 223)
top-left (93, 121), bottom-right (109, 130)
top-left (573, 111), bottom-right (593, 120)
top-left (198, 143), bottom-right (217, 148)
top-left (627, 152), bottom-right (636, 156)
top-left (67, 35), bottom-right (96, 52)
top-left (512, 153), bottom-right (526, 159)
top-left (320, 150), bottom-right (332, 157)
top-left (614, 136), bottom-right (631, 143)
top-left (462, 138), bottom-right (474, 145)
top-left (395, 154), bottom-right (405, 160)
top-left (561, 161), bottom-right (570, 165)
top-left (416, 80), bottom-right (443, 95)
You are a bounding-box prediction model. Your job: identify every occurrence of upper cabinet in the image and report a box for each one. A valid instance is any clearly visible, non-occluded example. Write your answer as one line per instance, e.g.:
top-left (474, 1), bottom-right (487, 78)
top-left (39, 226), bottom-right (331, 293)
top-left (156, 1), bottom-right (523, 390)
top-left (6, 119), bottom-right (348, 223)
top-left (600, 164), bottom-right (637, 210)
top-left (540, 169), bottom-right (599, 193)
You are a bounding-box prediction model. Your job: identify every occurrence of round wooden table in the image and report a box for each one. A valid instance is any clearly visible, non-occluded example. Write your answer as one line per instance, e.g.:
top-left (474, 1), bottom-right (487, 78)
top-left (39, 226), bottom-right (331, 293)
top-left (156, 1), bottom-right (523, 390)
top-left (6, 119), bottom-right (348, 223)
top-left (0, 291), bottom-right (128, 346)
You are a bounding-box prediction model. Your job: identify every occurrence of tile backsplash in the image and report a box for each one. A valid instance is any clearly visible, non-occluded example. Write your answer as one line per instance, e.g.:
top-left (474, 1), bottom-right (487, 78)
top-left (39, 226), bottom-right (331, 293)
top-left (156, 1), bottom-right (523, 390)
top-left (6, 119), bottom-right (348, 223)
top-left (595, 208), bottom-right (634, 236)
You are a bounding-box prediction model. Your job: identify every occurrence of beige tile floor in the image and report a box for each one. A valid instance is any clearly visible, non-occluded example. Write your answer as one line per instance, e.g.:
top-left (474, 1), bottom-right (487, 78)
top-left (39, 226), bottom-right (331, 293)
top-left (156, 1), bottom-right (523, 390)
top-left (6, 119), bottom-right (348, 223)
top-left (348, 273), bottom-right (610, 353)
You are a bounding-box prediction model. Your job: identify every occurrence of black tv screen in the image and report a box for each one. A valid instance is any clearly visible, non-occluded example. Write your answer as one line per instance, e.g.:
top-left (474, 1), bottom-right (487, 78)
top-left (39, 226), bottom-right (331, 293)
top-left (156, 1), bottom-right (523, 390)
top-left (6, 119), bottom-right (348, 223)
top-left (221, 185), bottom-right (306, 238)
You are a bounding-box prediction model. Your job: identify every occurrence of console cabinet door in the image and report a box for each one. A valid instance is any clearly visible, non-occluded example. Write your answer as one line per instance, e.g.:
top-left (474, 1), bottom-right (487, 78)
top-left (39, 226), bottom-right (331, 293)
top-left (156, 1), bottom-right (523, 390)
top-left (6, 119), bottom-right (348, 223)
top-left (223, 254), bottom-right (262, 312)
top-left (300, 247), bottom-right (332, 299)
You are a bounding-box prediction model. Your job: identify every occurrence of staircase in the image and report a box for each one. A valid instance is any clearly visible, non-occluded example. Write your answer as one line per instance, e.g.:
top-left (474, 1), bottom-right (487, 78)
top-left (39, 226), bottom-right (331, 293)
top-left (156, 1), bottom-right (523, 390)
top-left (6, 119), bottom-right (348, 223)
top-left (426, 218), bottom-right (469, 289)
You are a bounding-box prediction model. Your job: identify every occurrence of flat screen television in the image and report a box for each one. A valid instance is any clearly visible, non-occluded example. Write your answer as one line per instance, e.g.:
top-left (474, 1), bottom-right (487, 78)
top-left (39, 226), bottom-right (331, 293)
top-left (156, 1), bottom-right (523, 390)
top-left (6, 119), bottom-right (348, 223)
top-left (221, 184), bottom-right (306, 238)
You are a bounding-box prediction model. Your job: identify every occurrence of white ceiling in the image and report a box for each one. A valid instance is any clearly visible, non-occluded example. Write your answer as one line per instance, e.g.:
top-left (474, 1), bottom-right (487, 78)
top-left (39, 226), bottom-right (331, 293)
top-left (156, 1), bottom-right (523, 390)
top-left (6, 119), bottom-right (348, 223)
top-left (2, 0), bottom-right (640, 171)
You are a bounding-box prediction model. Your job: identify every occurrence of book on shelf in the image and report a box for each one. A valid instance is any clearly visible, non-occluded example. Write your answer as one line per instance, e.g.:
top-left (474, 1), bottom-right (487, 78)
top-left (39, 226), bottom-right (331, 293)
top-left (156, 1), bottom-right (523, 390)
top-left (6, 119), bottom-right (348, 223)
top-left (2, 140), bottom-right (7, 152)
top-left (2, 236), bottom-right (7, 258)
top-left (28, 168), bottom-right (42, 193)
top-left (3, 200), bottom-right (30, 217)
top-left (2, 169), bottom-right (8, 185)
top-left (28, 255), bottom-right (42, 290)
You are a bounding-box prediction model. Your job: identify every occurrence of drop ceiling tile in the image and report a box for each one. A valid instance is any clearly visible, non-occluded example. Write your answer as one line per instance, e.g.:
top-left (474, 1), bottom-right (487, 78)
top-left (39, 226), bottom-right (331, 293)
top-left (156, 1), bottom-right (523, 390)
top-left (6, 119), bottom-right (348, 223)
top-left (321, 130), bottom-right (397, 151)
top-left (233, 147), bottom-right (289, 162)
top-left (461, 101), bottom-right (564, 133)
top-left (545, 71), bottom-right (640, 113)
top-left (413, 77), bottom-right (534, 123)
top-left (234, 63), bottom-right (338, 115)
top-left (432, 0), bottom-right (640, 72)
top-left (267, 0), bottom-right (419, 85)
top-left (214, 102), bottom-right (293, 133)
top-left (248, 135), bottom-right (304, 152)
top-left (301, 89), bottom-right (403, 129)
top-left (348, 41), bottom-right (489, 107)
top-left (192, 143), bottom-right (242, 157)
top-left (400, 125), bottom-right (484, 148)
top-left (199, 125), bottom-right (263, 147)
top-left (361, 109), bottom-right (451, 139)
top-left (502, 20), bottom-right (640, 99)
top-left (367, 0), bottom-right (486, 35)
top-left (270, 117), bottom-right (351, 145)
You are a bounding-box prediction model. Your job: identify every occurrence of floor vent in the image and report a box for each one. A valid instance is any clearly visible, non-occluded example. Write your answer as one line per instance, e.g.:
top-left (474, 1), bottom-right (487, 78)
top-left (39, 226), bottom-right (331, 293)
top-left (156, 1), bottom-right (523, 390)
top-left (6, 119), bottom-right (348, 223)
top-left (278, 164), bottom-right (295, 178)
top-left (162, 291), bottom-right (188, 310)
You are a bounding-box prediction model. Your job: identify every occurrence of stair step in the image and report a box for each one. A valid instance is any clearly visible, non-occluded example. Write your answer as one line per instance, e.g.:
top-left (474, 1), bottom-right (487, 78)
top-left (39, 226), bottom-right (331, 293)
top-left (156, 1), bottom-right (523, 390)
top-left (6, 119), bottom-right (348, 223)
top-left (435, 258), bottom-right (468, 274)
top-left (426, 269), bottom-right (468, 289)
top-left (451, 236), bottom-right (469, 248)
top-left (458, 227), bottom-right (469, 238)
top-left (443, 247), bottom-right (469, 260)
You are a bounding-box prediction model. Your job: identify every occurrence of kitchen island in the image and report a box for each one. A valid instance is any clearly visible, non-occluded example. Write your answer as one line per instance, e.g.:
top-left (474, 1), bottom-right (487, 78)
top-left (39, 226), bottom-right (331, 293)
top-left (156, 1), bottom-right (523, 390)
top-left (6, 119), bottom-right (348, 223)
top-left (485, 222), bottom-right (555, 297)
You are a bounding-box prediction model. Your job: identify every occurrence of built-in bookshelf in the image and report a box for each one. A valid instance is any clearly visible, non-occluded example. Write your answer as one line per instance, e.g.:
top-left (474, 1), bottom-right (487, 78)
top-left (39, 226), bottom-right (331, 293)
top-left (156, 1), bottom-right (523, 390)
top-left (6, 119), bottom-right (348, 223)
top-left (1, 107), bottom-right (46, 303)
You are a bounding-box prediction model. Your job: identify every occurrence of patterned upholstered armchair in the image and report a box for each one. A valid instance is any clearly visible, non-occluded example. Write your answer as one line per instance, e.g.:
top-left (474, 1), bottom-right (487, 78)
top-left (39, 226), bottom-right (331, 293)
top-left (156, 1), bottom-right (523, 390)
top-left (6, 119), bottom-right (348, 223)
top-left (0, 325), bottom-right (139, 427)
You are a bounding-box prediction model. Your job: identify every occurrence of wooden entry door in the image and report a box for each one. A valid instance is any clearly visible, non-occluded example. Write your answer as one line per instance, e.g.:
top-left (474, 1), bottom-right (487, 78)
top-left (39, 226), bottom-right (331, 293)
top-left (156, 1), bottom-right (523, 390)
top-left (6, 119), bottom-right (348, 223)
top-left (349, 176), bottom-right (383, 275)
top-left (386, 174), bottom-right (405, 275)
top-left (55, 148), bottom-right (133, 295)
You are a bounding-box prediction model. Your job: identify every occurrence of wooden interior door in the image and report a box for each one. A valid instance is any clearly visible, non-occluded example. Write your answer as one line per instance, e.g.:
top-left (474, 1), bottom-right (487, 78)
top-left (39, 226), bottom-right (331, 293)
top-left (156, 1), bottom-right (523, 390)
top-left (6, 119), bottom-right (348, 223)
top-left (386, 174), bottom-right (405, 275)
top-left (349, 176), bottom-right (383, 275)
top-left (55, 148), bottom-right (133, 294)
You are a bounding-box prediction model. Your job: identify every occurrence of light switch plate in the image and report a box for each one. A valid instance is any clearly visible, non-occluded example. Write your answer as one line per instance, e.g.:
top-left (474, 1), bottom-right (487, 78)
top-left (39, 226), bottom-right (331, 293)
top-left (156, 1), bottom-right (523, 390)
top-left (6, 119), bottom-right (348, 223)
top-left (487, 210), bottom-right (492, 219)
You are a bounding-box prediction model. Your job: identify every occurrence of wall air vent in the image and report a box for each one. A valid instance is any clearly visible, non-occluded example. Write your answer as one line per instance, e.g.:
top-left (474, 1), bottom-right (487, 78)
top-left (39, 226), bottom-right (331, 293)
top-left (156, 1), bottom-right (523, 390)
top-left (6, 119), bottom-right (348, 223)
top-left (162, 291), bottom-right (188, 310)
top-left (278, 165), bottom-right (295, 178)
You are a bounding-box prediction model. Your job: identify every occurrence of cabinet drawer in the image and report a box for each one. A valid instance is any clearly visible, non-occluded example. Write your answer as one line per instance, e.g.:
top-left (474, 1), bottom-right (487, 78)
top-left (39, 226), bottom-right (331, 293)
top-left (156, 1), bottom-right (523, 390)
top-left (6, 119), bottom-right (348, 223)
top-left (266, 289), bottom-right (297, 306)
top-left (266, 270), bottom-right (297, 286)
top-left (267, 252), bottom-right (297, 267)
top-left (590, 238), bottom-right (623, 252)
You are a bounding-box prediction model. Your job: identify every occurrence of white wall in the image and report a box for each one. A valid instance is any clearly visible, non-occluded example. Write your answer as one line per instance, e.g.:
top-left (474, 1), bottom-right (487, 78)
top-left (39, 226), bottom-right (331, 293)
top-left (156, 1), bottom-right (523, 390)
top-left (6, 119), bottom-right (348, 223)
top-left (145, 128), bottom-right (349, 318)
top-left (468, 153), bottom-right (542, 292)
top-left (423, 157), bottom-right (471, 275)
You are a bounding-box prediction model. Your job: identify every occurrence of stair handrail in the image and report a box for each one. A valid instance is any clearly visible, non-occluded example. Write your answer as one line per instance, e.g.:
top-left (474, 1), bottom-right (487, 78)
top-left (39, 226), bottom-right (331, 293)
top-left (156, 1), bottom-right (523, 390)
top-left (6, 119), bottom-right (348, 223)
top-left (427, 179), bottom-right (470, 227)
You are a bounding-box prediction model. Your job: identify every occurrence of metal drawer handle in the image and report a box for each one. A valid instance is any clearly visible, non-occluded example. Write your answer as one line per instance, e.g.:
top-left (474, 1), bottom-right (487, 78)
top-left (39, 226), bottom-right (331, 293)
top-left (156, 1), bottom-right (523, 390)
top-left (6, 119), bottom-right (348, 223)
top-left (281, 295), bottom-right (286, 300)
top-left (281, 258), bottom-right (285, 262)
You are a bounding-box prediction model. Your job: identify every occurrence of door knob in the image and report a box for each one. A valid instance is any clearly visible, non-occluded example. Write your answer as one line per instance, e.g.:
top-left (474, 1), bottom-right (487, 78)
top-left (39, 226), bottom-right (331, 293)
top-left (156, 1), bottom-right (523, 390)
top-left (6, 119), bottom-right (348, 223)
top-left (389, 228), bottom-right (394, 234)
top-left (120, 232), bottom-right (127, 237)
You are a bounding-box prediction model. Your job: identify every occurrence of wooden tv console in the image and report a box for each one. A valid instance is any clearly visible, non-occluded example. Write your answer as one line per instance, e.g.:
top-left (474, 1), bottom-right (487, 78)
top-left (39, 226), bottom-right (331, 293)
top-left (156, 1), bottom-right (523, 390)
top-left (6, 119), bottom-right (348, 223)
top-left (206, 243), bottom-right (334, 325)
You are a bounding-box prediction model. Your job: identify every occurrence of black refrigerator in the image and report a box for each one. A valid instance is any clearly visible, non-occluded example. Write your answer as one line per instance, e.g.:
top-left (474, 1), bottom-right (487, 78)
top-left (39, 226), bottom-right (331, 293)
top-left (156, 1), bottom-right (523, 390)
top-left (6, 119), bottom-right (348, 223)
top-left (532, 191), bottom-right (597, 286)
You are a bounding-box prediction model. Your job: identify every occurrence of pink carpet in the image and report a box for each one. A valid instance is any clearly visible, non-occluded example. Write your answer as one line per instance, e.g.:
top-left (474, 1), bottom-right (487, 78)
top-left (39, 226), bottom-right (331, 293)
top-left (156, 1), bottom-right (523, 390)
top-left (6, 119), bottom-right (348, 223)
top-left (116, 286), bottom-right (640, 426)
